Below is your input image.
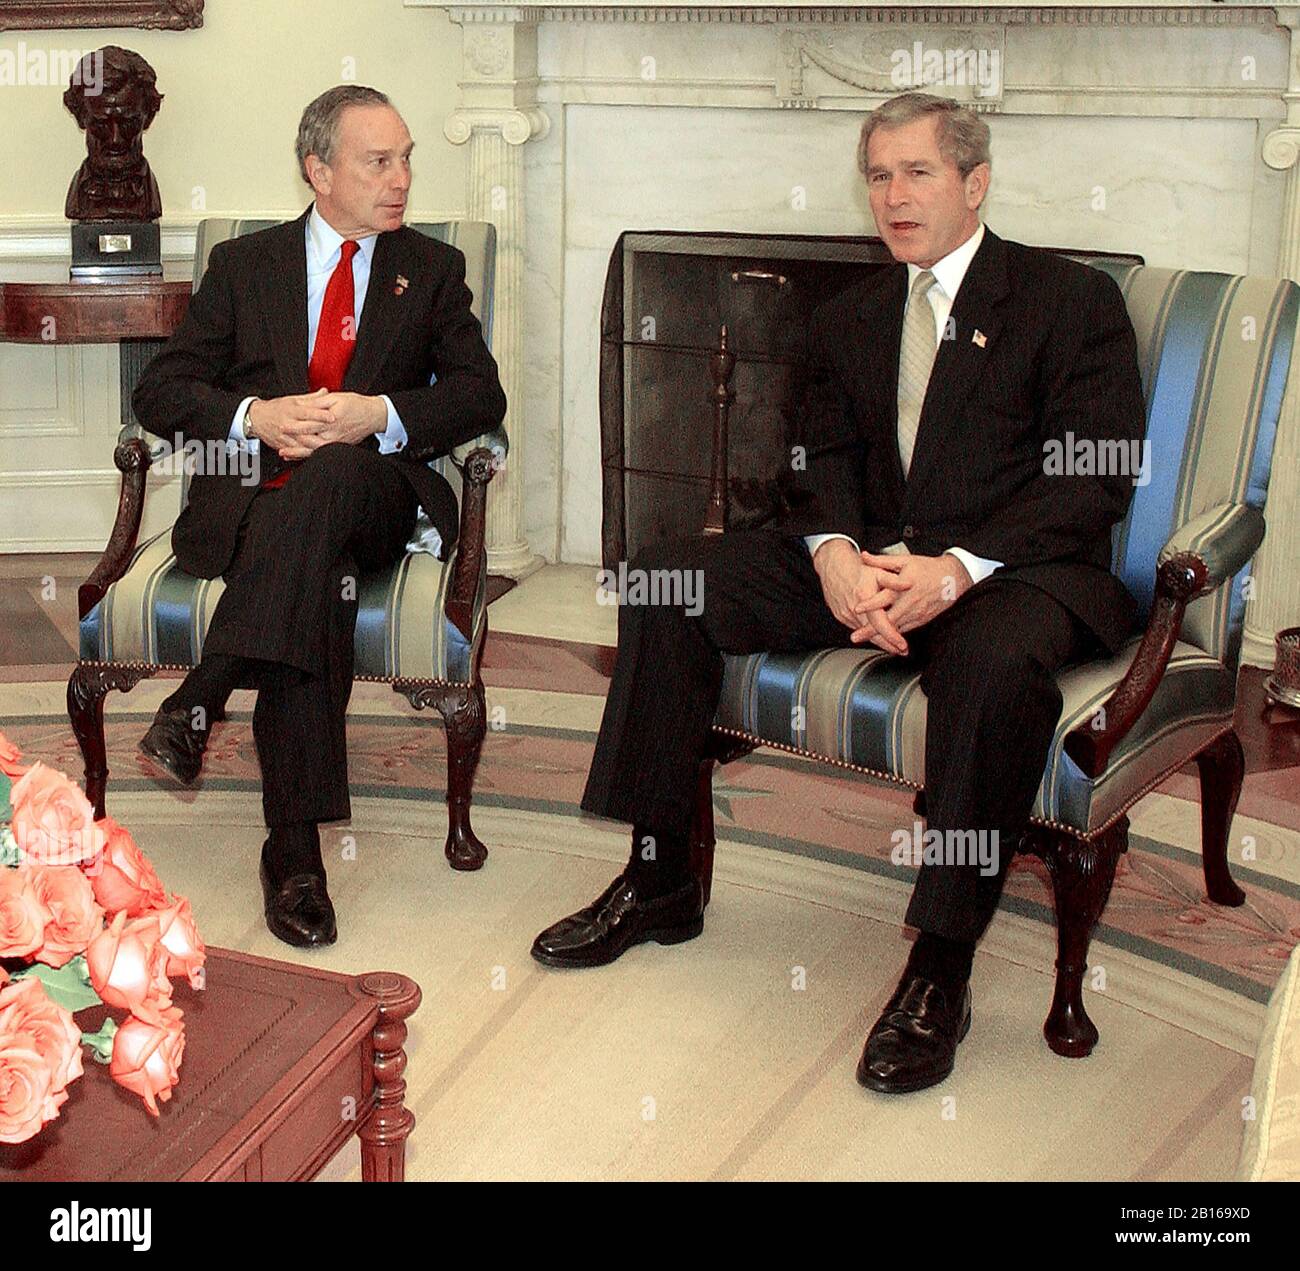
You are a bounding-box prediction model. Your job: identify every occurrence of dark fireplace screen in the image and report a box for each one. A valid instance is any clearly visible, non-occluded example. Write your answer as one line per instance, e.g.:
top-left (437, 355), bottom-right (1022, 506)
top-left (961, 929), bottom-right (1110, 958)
top-left (597, 229), bottom-right (1142, 569)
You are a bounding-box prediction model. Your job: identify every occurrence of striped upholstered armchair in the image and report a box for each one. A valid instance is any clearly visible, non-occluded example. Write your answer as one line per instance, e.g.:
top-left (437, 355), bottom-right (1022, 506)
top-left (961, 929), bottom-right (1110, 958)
top-left (68, 218), bottom-right (507, 871)
top-left (695, 263), bottom-right (1298, 1058)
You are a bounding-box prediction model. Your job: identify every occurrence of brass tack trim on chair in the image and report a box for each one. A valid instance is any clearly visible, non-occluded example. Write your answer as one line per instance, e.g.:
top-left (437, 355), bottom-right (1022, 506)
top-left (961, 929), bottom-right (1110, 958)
top-left (707, 722), bottom-right (1201, 844)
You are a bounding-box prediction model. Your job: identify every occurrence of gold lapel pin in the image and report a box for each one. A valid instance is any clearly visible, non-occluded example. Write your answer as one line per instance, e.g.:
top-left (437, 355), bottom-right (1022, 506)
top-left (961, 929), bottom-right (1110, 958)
top-left (972, 329), bottom-right (987, 348)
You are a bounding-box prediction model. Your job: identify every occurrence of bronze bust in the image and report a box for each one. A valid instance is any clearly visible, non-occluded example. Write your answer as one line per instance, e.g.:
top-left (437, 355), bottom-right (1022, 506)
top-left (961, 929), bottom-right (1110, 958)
top-left (63, 47), bottom-right (163, 223)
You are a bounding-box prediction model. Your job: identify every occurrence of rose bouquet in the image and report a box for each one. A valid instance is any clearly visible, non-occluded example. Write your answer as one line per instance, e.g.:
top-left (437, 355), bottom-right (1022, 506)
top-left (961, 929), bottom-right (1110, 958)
top-left (0, 729), bottom-right (204, 1143)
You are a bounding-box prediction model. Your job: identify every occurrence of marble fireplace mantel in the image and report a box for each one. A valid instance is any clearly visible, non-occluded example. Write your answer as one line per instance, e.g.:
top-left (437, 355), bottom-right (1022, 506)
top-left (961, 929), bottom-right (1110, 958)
top-left (410, 0), bottom-right (1300, 666)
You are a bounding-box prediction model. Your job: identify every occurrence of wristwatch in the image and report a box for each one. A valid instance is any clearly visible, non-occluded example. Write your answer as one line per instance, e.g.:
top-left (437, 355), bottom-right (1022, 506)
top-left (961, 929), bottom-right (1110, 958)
top-left (241, 399), bottom-right (259, 442)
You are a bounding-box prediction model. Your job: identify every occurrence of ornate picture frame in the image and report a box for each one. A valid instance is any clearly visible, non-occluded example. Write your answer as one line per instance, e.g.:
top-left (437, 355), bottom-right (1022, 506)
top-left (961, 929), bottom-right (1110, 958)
top-left (0, 1), bottom-right (203, 30)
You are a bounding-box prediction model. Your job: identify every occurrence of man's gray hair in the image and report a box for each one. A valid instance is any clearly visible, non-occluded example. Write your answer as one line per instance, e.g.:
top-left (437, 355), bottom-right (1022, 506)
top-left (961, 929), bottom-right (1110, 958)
top-left (296, 85), bottom-right (393, 183)
top-left (857, 92), bottom-right (991, 179)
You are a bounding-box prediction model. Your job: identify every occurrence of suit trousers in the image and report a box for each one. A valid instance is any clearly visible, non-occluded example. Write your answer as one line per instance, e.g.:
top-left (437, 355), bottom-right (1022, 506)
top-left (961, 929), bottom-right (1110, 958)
top-left (580, 529), bottom-right (1101, 942)
top-left (199, 442), bottom-right (419, 831)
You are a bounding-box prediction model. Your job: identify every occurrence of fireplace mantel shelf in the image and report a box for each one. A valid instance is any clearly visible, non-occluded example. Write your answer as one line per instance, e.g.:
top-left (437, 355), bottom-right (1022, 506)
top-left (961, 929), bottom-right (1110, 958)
top-left (409, 0), bottom-right (1291, 19)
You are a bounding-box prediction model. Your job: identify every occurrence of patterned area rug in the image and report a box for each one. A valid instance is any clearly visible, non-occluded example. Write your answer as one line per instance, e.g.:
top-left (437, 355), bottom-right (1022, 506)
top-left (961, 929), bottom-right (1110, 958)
top-left (3, 667), bottom-right (1291, 1180)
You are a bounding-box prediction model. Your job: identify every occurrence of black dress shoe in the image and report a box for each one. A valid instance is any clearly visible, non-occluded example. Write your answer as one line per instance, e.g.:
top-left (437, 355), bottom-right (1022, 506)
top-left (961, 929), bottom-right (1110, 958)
top-left (138, 704), bottom-right (211, 787)
top-left (857, 974), bottom-right (972, 1094)
top-left (259, 848), bottom-right (337, 948)
top-left (530, 872), bottom-right (704, 969)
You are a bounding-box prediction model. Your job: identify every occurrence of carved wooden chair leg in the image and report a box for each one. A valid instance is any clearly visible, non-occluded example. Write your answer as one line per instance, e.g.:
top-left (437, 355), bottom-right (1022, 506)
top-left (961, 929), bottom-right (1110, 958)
top-left (1031, 819), bottom-right (1127, 1058)
top-left (67, 662), bottom-right (158, 820)
top-left (435, 679), bottom-right (488, 871)
top-left (1194, 728), bottom-right (1248, 907)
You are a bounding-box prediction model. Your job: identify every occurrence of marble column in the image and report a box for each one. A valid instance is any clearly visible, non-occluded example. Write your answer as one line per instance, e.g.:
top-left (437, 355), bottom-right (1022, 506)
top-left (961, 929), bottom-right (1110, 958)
top-left (445, 16), bottom-right (548, 578)
top-left (1257, 8), bottom-right (1300, 667)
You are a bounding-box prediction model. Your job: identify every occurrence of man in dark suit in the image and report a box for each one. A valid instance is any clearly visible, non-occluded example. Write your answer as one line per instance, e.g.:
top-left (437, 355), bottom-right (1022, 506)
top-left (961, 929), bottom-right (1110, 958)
top-left (132, 85), bottom-right (505, 947)
top-left (531, 91), bottom-right (1146, 1093)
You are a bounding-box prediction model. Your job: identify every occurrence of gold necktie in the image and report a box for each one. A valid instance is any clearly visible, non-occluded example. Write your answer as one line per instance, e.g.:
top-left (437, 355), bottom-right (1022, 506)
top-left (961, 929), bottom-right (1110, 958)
top-left (896, 268), bottom-right (937, 477)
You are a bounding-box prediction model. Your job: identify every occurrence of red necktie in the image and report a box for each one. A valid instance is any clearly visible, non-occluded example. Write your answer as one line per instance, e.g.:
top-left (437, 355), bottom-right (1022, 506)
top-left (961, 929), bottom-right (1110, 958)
top-left (264, 238), bottom-right (360, 489)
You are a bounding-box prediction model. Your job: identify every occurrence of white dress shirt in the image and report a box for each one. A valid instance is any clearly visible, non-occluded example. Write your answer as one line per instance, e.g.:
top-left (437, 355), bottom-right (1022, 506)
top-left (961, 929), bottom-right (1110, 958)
top-left (228, 204), bottom-right (408, 454)
top-left (805, 219), bottom-right (1002, 585)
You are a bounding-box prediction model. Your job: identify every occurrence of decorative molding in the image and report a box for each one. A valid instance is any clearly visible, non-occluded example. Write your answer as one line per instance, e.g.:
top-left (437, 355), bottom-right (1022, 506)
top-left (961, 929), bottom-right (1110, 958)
top-left (0, 211), bottom-right (466, 262)
top-left (426, 4), bottom-right (1281, 28)
top-left (779, 25), bottom-right (1004, 107)
top-left (0, 467), bottom-right (138, 488)
top-left (444, 106), bottom-right (551, 146)
top-left (0, 345), bottom-right (89, 440)
top-left (465, 25), bottom-right (514, 74)
top-left (1263, 124), bottom-right (1300, 170)
top-left (0, 467), bottom-right (179, 555)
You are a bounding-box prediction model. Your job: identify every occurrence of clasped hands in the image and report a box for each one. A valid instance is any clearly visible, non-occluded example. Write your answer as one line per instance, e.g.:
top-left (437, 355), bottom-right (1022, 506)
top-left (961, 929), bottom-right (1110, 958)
top-left (812, 538), bottom-right (973, 656)
top-left (248, 389), bottom-right (386, 460)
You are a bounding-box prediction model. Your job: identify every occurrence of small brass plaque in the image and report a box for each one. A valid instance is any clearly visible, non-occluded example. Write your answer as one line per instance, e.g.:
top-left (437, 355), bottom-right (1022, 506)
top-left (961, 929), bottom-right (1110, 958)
top-left (98, 234), bottom-right (133, 253)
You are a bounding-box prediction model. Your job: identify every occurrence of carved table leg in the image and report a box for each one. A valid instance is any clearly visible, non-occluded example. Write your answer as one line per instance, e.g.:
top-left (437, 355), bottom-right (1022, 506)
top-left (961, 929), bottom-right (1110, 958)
top-left (1195, 729), bottom-right (1248, 907)
top-left (1035, 819), bottom-right (1127, 1058)
top-left (67, 663), bottom-right (157, 819)
top-left (356, 972), bottom-right (422, 1183)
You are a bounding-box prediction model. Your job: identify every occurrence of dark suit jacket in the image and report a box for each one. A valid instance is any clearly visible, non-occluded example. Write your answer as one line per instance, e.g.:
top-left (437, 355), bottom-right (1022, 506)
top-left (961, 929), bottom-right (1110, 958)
top-left (778, 227), bottom-right (1147, 654)
top-left (133, 207), bottom-right (507, 579)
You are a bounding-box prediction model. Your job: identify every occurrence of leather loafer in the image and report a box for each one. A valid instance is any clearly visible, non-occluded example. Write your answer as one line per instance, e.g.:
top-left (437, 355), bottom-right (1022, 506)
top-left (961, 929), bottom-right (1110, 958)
top-left (138, 704), bottom-right (211, 787)
top-left (857, 974), bottom-right (972, 1094)
top-left (531, 872), bottom-right (704, 969)
top-left (259, 849), bottom-right (337, 948)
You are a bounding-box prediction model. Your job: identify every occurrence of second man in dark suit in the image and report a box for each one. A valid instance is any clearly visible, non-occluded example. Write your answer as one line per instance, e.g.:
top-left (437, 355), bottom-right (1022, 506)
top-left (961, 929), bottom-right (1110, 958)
top-left (531, 91), bottom-right (1146, 1093)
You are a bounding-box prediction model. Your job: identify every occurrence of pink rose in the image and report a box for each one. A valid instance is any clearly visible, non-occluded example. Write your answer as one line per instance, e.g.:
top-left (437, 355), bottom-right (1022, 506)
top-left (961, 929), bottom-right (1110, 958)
top-left (0, 868), bottom-right (51, 960)
top-left (85, 911), bottom-right (172, 1025)
top-left (86, 817), bottom-right (166, 917)
top-left (0, 1031), bottom-right (54, 1143)
top-left (110, 1006), bottom-right (185, 1116)
top-left (155, 895), bottom-right (205, 989)
top-left (9, 763), bottom-right (105, 869)
top-left (29, 865), bottom-right (103, 969)
top-left (0, 976), bottom-right (83, 1118)
top-left (0, 730), bottom-right (27, 780)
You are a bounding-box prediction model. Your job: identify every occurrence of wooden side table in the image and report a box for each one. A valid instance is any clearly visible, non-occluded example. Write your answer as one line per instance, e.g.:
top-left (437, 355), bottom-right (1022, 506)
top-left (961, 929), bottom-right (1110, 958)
top-left (0, 948), bottom-right (422, 1182)
top-left (0, 276), bottom-right (190, 430)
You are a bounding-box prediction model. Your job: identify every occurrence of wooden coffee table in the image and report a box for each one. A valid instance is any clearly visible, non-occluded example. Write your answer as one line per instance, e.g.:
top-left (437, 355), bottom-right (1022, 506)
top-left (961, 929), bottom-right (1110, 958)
top-left (0, 948), bottom-right (421, 1182)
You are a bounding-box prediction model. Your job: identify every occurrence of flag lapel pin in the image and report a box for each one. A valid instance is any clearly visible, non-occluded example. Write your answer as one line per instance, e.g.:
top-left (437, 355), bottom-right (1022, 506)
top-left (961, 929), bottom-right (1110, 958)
top-left (395, 274), bottom-right (410, 296)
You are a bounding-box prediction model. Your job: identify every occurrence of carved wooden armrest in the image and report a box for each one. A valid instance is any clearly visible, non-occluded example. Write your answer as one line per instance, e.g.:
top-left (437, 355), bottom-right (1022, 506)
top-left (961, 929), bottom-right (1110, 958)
top-left (1062, 501), bottom-right (1265, 779)
top-left (1062, 555), bottom-right (1206, 778)
top-left (449, 424), bottom-right (508, 472)
top-left (444, 447), bottom-right (498, 643)
top-left (116, 420), bottom-right (173, 464)
top-left (77, 434), bottom-right (156, 621)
